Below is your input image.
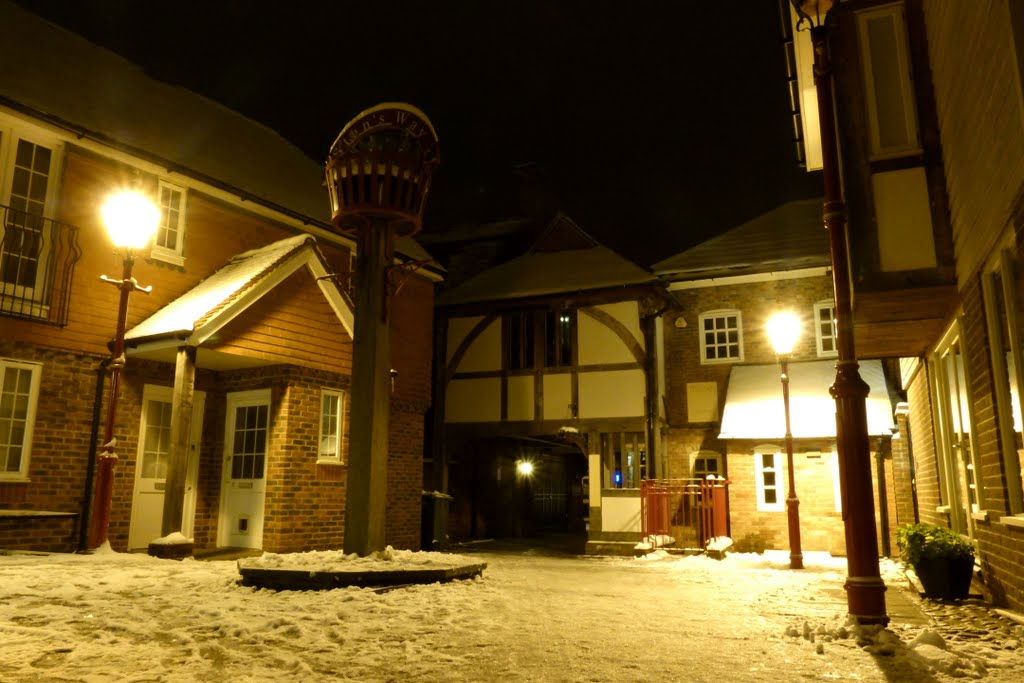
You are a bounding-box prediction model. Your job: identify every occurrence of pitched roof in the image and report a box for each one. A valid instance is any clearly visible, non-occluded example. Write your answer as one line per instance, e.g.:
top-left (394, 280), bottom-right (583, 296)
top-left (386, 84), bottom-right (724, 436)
top-left (435, 214), bottom-right (659, 307)
top-left (653, 199), bottom-right (828, 280)
top-left (125, 235), bottom-right (353, 345)
top-left (0, 2), bottom-right (436, 270)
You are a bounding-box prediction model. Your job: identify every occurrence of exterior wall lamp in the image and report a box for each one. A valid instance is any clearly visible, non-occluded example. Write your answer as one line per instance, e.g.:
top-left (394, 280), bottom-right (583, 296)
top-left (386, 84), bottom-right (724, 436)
top-left (87, 190), bottom-right (159, 550)
top-left (788, 0), bottom-right (888, 624)
top-left (766, 311), bottom-right (804, 570)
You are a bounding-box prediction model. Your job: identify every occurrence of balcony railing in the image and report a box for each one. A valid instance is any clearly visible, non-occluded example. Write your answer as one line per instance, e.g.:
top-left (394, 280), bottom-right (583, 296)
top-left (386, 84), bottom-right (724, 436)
top-left (0, 204), bottom-right (81, 327)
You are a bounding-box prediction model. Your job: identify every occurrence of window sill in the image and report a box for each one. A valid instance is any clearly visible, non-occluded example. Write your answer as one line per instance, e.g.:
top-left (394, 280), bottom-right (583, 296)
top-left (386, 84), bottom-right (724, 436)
top-left (316, 459), bottom-right (345, 467)
top-left (999, 515), bottom-right (1024, 530)
top-left (972, 510), bottom-right (991, 522)
top-left (936, 505), bottom-right (951, 514)
top-left (149, 250), bottom-right (185, 267)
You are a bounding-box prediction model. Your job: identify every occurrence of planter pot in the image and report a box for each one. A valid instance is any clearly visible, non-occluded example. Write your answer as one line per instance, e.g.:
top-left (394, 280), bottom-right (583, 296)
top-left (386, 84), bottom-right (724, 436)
top-left (914, 556), bottom-right (974, 600)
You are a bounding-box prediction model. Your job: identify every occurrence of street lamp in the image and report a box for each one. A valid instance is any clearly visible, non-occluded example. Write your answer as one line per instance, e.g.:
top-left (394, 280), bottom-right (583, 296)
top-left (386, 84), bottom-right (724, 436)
top-left (87, 190), bottom-right (159, 550)
top-left (789, 0), bottom-right (888, 624)
top-left (766, 311), bottom-right (803, 570)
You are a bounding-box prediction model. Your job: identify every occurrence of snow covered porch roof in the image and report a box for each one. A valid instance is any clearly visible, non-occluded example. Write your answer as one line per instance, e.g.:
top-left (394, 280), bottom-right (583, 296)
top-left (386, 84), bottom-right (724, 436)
top-left (718, 360), bottom-right (895, 440)
top-left (124, 235), bottom-right (353, 370)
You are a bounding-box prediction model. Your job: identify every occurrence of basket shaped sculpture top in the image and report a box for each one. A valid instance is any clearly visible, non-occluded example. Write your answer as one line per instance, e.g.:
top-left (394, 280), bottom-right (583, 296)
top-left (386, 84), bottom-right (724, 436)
top-left (325, 102), bottom-right (440, 237)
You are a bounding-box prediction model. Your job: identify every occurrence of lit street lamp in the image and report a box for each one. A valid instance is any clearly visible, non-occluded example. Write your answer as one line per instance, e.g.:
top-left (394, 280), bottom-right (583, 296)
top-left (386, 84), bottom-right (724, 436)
top-left (766, 311), bottom-right (803, 570)
top-left (87, 190), bottom-right (159, 550)
top-left (790, 0), bottom-right (888, 624)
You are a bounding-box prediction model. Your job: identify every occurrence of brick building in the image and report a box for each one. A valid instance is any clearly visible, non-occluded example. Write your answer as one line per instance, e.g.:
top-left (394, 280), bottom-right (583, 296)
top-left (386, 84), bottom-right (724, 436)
top-left (654, 199), bottom-right (901, 555)
top-left (0, 3), bottom-right (440, 554)
top-left (786, 0), bottom-right (1024, 613)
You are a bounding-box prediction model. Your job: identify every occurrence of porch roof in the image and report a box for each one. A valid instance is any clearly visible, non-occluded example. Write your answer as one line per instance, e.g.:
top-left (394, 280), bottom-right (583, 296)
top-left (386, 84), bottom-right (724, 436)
top-left (124, 235), bottom-right (353, 349)
top-left (718, 360), bottom-right (895, 440)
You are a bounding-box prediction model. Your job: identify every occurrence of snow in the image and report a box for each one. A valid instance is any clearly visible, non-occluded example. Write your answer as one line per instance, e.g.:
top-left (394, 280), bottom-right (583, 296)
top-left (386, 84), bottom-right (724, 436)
top-left (2, 546), bottom-right (1023, 682)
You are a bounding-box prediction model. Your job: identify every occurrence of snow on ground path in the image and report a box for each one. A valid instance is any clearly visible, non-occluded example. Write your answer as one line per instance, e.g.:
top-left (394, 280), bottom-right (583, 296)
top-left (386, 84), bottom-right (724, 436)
top-left (1, 547), bottom-right (1023, 682)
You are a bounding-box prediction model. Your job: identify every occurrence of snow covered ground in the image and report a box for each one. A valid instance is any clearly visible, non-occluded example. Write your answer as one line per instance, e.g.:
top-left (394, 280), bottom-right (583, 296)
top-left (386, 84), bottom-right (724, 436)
top-left (1, 543), bottom-right (1022, 682)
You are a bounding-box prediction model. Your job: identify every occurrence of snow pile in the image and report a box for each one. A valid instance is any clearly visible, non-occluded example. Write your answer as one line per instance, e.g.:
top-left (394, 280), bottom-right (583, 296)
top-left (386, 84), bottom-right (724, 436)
top-left (634, 534), bottom-right (675, 550)
top-left (244, 545), bottom-right (479, 572)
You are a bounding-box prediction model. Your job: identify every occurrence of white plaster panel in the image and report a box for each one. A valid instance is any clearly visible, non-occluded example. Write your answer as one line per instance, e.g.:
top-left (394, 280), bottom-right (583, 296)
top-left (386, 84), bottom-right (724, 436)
top-left (543, 373), bottom-right (573, 421)
top-left (686, 381), bottom-right (719, 423)
top-left (446, 317), bottom-right (501, 372)
top-left (445, 378), bottom-right (501, 422)
top-left (506, 375), bottom-right (534, 422)
top-left (872, 168), bottom-right (938, 272)
top-left (578, 302), bottom-right (642, 366)
top-left (578, 369), bottom-right (644, 418)
top-left (587, 454), bottom-right (601, 508)
top-left (601, 494), bottom-right (641, 532)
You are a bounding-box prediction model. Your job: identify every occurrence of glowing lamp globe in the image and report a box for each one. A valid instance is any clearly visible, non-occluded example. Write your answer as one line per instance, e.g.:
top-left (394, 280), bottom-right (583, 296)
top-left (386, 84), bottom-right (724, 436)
top-left (102, 191), bottom-right (160, 250)
top-left (767, 311), bottom-right (801, 356)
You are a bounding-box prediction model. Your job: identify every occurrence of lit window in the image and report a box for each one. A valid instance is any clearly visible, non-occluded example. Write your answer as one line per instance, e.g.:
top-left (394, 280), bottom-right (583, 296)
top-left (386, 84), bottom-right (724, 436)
top-left (814, 300), bottom-right (838, 357)
top-left (318, 389), bottom-right (345, 463)
top-left (754, 449), bottom-right (784, 512)
top-left (0, 359), bottom-right (42, 480)
top-left (545, 309), bottom-right (575, 368)
top-left (151, 180), bottom-right (187, 265)
top-left (982, 249), bottom-right (1024, 516)
top-left (601, 431), bottom-right (646, 488)
top-left (699, 310), bottom-right (743, 363)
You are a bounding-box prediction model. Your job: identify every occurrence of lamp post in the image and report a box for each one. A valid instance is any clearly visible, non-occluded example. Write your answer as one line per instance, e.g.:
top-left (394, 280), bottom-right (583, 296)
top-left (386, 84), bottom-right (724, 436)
top-left (790, 0), bottom-right (888, 624)
top-left (87, 190), bottom-right (159, 550)
top-left (766, 311), bottom-right (803, 570)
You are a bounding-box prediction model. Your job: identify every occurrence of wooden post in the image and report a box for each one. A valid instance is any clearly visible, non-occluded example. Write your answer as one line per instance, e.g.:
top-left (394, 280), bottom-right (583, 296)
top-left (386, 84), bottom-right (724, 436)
top-left (160, 346), bottom-right (197, 538)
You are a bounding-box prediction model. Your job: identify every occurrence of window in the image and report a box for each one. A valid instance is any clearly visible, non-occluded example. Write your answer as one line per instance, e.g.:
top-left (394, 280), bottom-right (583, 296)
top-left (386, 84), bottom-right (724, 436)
top-left (318, 389), bottom-right (345, 463)
top-left (140, 393), bottom-right (173, 479)
top-left (754, 449), bottom-right (784, 512)
top-left (601, 431), bottom-right (646, 488)
top-left (930, 323), bottom-right (981, 536)
top-left (691, 451), bottom-right (722, 480)
top-left (699, 310), bottom-right (743, 363)
top-left (151, 180), bottom-right (187, 265)
top-left (856, 3), bottom-right (920, 159)
top-left (0, 359), bottom-right (42, 480)
top-left (230, 402), bottom-right (268, 480)
top-left (544, 309), bottom-right (575, 368)
top-left (506, 312), bottom-right (535, 370)
top-left (0, 129), bottom-right (59, 300)
top-left (982, 248), bottom-right (1024, 515)
top-left (814, 300), bottom-right (838, 357)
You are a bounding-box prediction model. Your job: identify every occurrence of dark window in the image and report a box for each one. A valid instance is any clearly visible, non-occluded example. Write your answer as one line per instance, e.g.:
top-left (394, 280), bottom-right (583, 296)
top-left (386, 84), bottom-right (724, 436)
top-left (506, 312), bottom-right (535, 370)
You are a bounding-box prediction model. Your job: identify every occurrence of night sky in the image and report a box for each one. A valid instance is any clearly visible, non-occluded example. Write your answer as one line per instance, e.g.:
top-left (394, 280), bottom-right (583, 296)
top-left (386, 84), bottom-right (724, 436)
top-left (13, 0), bottom-right (821, 266)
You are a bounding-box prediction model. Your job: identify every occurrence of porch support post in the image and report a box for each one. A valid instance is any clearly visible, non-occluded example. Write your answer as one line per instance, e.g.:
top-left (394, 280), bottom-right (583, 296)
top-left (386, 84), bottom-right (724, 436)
top-left (159, 346), bottom-right (196, 539)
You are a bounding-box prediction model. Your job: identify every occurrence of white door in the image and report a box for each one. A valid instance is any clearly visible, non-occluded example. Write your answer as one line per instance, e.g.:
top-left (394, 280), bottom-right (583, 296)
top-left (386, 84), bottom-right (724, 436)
top-left (128, 385), bottom-right (206, 550)
top-left (218, 389), bottom-right (271, 549)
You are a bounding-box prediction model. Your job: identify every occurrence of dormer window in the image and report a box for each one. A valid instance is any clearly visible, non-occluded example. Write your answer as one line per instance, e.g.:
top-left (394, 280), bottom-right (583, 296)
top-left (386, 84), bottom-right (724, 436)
top-left (151, 180), bottom-right (187, 266)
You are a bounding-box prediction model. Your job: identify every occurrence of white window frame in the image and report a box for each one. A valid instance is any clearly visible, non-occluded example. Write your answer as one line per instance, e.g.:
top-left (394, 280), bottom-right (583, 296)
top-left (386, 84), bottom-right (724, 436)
top-left (691, 450), bottom-right (722, 480)
top-left (982, 246), bottom-right (1024, 517)
top-left (0, 119), bottom-right (63, 304)
top-left (699, 309), bottom-right (743, 364)
top-left (856, 3), bottom-right (921, 160)
top-left (0, 358), bottom-right (43, 481)
top-left (150, 179), bottom-right (187, 266)
top-left (814, 300), bottom-right (838, 358)
top-left (318, 388), bottom-right (345, 464)
top-left (754, 447), bottom-right (784, 512)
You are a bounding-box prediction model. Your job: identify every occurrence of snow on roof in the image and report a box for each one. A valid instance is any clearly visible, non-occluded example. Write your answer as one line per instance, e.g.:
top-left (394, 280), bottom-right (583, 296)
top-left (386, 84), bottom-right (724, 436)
top-left (719, 360), bottom-right (895, 440)
top-left (436, 244), bottom-right (658, 307)
top-left (125, 235), bottom-right (324, 342)
top-left (653, 199), bottom-right (828, 280)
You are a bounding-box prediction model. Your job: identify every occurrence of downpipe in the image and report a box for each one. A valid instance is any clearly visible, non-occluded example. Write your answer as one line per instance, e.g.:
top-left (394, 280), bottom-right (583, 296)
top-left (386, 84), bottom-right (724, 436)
top-left (78, 356), bottom-right (110, 552)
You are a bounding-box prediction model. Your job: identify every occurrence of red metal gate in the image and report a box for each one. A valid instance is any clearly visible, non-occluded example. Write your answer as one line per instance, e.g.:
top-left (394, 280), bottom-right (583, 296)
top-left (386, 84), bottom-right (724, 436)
top-left (640, 478), bottom-right (730, 550)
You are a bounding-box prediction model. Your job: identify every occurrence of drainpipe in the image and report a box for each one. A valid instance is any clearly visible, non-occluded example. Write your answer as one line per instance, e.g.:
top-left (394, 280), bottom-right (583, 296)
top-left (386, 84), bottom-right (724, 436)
top-left (78, 356), bottom-right (110, 552)
top-left (875, 438), bottom-right (891, 558)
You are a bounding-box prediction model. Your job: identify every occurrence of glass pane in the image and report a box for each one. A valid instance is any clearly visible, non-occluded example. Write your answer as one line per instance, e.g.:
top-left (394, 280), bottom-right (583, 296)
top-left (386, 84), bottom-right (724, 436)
top-left (765, 489), bottom-right (777, 505)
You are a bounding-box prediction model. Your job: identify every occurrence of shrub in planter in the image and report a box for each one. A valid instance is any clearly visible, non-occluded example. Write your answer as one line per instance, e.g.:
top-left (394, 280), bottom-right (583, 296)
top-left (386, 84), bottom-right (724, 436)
top-left (895, 522), bottom-right (975, 600)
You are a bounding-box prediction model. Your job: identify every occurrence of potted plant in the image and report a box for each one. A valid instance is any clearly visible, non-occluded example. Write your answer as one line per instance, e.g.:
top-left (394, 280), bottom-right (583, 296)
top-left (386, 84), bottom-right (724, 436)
top-left (895, 522), bottom-right (976, 600)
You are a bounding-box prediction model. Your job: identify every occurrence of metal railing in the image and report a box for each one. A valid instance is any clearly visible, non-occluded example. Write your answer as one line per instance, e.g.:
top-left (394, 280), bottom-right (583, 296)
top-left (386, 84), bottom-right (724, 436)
top-left (640, 478), bottom-right (730, 551)
top-left (0, 204), bottom-right (81, 326)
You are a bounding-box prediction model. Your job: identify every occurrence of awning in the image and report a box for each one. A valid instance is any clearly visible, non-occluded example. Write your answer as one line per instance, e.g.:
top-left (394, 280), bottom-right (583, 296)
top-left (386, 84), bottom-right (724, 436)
top-left (718, 360), bottom-right (895, 440)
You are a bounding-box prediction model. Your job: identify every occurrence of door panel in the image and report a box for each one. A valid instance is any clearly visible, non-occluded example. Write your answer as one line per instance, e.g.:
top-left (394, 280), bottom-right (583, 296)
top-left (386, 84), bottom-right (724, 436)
top-left (128, 385), bottom-right (205, 550)
top-left (218, 389), bottom-right (270, 549)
